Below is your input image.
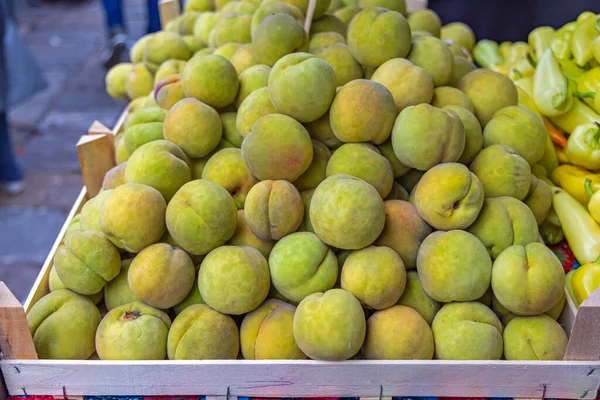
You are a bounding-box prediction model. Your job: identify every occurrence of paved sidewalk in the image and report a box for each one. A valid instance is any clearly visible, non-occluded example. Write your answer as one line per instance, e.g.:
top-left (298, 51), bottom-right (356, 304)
top-left (1, 0), bottom-right (147, 302)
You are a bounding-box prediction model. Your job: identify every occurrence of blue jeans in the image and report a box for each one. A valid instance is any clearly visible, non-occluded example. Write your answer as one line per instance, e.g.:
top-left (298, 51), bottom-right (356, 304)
top-left (101, 0), bottom-right (161, 35)
top-left (0, 112), bottom-right (23, 182)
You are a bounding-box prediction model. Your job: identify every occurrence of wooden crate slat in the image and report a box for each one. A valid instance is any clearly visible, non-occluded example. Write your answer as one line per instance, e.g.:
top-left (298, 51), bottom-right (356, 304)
top-left (1, 360), bottom-right (599, 399)
top-left (0, 283), bottom-right (36, 360)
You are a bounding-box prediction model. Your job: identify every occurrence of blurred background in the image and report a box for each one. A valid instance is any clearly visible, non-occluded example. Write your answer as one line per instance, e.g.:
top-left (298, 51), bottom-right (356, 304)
top-left (0, 0), bottom-right (598, 304)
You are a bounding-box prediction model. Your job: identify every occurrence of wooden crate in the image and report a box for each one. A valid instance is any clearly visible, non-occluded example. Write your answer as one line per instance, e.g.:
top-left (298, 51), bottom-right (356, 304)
top-left (0, 105), bottom-right (599, 399)
top-left (2, 1), bottom-right (599, 398)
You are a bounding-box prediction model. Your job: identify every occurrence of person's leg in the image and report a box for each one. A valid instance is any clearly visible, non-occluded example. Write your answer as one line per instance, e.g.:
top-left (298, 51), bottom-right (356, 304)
top-left (0, 111), bottom-right (24, 194)
top-left (101, 0), bottom-right (128, 69)
top-left (146, 0), bottom-right (161, 33)
top-left (101, 0), bottom-right (126, 35)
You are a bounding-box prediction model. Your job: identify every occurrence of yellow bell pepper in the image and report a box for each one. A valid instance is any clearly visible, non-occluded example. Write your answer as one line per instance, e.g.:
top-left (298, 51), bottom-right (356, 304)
top-left (514, 76), bottom-right (534, 97)
top-left (551, 28), bottom-right (573, 60)
top-left (594, 36), bottom-right (600, 64)
top-left (550, 98), bottom-right (600, 133)
top-left (507, 43), bottom-right (535, 78)
top-left (572, 262), bottom-right (600, 304)
top-left (565, 269), bottom-right (580, 307)
top-left (552, 164), bottom-right (600, 205)
top-left (500, 41), bottom-right (513, 60)
top-left (559, 59), bottom-right (587, 81)
top-left (577, 11), bottom-right (596, 24)
top-left (570, 13), bottom-right (600, 67)
top-left (552, 186), bottom-right (600, 264)
top-left (533, 49), bottom-right (573, 117)
top-left (565, 122), bottom-right (600, 170)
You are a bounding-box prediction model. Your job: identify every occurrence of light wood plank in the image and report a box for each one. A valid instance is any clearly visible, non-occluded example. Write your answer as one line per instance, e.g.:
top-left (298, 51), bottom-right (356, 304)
top-left (565, 286), bottom-right (600, 361)
top-left (303, 0), bottom-right (317, 33)
top-left (77, 133), bottom-right (116, 198)
top-left (159, 0), bottom-right (180, 28)
top-left (1, 360), bottom-right (598, 399)
top-left (559, 287), bottom-right (577, 337)
top-left (88, 121), bottom-right (113, 136)
top-left (0, 283), bottom-right (37, 360)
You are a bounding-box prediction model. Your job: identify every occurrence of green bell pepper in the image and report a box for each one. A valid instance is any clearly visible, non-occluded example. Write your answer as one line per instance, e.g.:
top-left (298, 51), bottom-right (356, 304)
top-left (473, 39), bottom-right (504, 68)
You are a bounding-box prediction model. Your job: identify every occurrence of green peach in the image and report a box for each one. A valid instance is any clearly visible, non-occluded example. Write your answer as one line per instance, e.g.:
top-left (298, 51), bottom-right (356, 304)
top-left (220, 112), bottom-right (242, 147)
top-left (408, 9), bottom-right (441, 37)
top-left (467, 197), bottom-right (539, 259)
top-left (242, 113), bottom-right (313, 181)
top-left (310, 174), bottom-right (385, 249)
top-left (154, 60), bottom-right (187, 85)
top-left (458, 69), bottom-right (518, 126)
top-left (182, 54), bottom-right (239, 108)
top-left (392, 104), bottom-right (465, 170)
top-left (209, 12), bottom-right (251, 47)
top-left (449, 55), bottom-right (476, 87)
top-left (347, 7), bottom-right (411, 67)
top-left (310, 14), bottom-right (346, 36)
top-left (189, 156), bottom-right (209, 179)
top-left (143, 31), bottom-right (191, 73)
top-left (183, 35), bottom-right (206, 53)
top-left (431, 86), bottom-right (474, 113)
top-left (359, 0), bottom-right (406, 14)
top-left (378, 139), bottom-right (410, 178)
top-left (443, 105), bottom-right (482, 165)
top-left (371, 58), bottom-right (434, 112)
top-left (125, 63), bottom-right (154, 100)
top-left (524, 176), bottom-right (552, 225)
top-left (397, 271), bottom-right (440, 325)
top-left (483, 105), bottom-right (546, 165)
top-left (413, 163), bottom-right (483, 230)
top-left (130, 34), bottom-right (153, 63)
top-left (244, 180), bottom-right (304, 240)
top-left (193, 12), bottom-right (220, 45)
top-left (235, 64), bottom-right (270, 107)
top-left (282, 0), bottom-right (331, 19)
top-left (333, 5), bottom-right (361, 27)
top-left (294, 140), bottom-right (332, 191)
top-left (503, 315), bottom-right (568, 360)
top-left (298, 189), bottom-right (316, 233)
top-left (236, 87), bottom-right (277, 137)
top-left (166, 180), bottom-right (237, 255)
top-left (241, 299), bottom-right (306, 359)
top-left (407, 36), bottom-right (454, 87)
top-left (432, 302), bottom-right (503, 360)
top-left (98, 183), bottom-right (167, 252)
top-left (492, 243), bottom-right (565, 315)
top-left (376, 200), bottom-right (432, 269)
top-left (168, 304), bottom-right (239, 359)
top-left (79, 190), bottom-right (112, 232)
top-left (123, 122), bottom-right (164, 154)
top-left (326, 143), bottom-right (394, 198)
top-left (341, 245), bottom-right (406, 309)
top-left (362, 305), bottom-right (433, 360)
top-left (269, 232), bottom-right (338, 302)
top-left (96, 301), bottom-right (171, 360)
top-left (155, 74), bottom-right (186, 110)
top-left (252, 13), bottom-right (308, 67)
top-left (199, 245), bottom-right (270, 314)
top-left (441, 22), bottom-right (475, 51)
top-left (470, 144), bottom-right (532, 200)
top-left (304, 111), bottom-right (342, 149)
top-left (398, 169), bottom-right (424, 192)
top-left (417, 230), bottom-right (491, 302)
top-left (202, 148), bottom-right (258, 208)
top-left (28, 290), bottom-right (101, 359)
top-left (330, 79), bottom-right (396, 144)
top-left (268, 52), bottom-right (336, 123)
top-left (251, 1), bottom-right (304, 34)
top-left (293, 288), bottom-right (366, 360)
top-left (185, 0), bottom-right (215, 11)
top-left (125, 140), bottom-right (191, 201)
top-left (173, 275), bottom-right (205, 314)
top-left (128, 243), bottom-right (195, 309)
top-left (212, 43), bottom-right (241, 59)
top-left (309, 32), bottom-right (346, 52)
top-left (313, 43), bottom-right (363, 87)
top-left (106, 63), bottom-right (132, 100)
top-left (227, 209), bottom-right (275, 258)
top-left (54, 230), bottom-right (121, 295)
top-left (384, 182), bottom-right (409, 199)
top-left (230, 43), bottom-right (257, 74)
top-left (104, 259), bottom-right (140, 311)
top-left (125, 106), bottom-right (166, 129)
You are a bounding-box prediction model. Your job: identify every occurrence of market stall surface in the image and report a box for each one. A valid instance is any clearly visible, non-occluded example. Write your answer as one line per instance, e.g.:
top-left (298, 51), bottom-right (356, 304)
top-left (0, 0), bottom-right (144, 302)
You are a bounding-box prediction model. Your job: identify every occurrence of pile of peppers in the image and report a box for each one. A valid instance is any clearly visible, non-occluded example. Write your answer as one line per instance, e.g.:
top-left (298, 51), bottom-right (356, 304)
top-left (473, 12), bottom-right (600, 306)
